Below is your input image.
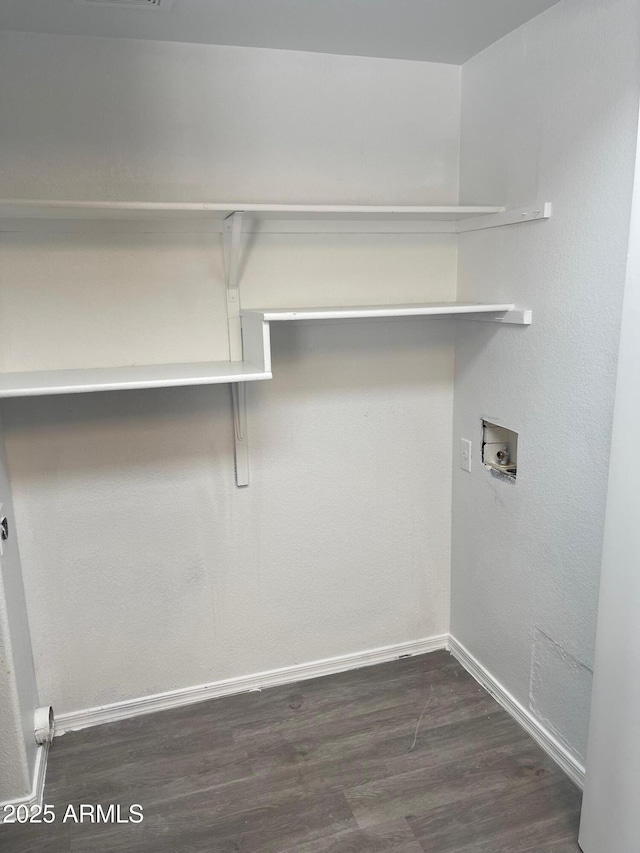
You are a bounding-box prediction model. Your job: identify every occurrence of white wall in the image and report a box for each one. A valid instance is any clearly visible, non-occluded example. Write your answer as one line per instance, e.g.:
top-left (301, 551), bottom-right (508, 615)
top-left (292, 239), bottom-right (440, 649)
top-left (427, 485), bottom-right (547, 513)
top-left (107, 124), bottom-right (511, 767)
top-left (0, 32), bottom-right (459, 714)
top-left (0, 594), bottom-right (30, 800)
top-left (0, 417), bottom-right (39, 802)
top-left (0, 32), bottom-right (459, 204)
top-left (579, 101), bottom-right (640, 853)
top-left (451, 0), bottom-right (640, 764)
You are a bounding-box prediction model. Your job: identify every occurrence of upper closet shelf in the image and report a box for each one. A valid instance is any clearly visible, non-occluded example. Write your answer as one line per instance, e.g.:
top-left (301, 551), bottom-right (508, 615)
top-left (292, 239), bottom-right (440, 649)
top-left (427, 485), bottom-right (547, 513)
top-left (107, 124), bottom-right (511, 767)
top-left (0, 200), bottom-right (503, 219)
top-left (0, 200), bottom-right (551, 233)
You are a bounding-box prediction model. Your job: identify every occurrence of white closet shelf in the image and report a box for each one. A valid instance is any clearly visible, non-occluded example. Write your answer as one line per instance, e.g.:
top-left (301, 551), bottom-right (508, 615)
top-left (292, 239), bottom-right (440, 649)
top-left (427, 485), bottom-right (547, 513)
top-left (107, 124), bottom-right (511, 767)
top-left (0, 361), bottom-right (271, 398)
top-left (0, 201), bottom-right (542, 480)
top-left (244, 302), bottom-right (513, 321)
top-left (242, 302), bottom-right (530, 323)
top-left (0, 200), bottom-right (505, 221)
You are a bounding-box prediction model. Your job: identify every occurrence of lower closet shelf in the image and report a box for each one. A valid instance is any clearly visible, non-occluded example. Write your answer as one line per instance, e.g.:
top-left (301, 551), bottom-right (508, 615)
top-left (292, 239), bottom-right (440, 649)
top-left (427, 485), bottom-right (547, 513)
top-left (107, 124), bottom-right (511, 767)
top-left (0, 361), bottom-right (272, 398)
top-left (242, 302), bottom-right (521, 322)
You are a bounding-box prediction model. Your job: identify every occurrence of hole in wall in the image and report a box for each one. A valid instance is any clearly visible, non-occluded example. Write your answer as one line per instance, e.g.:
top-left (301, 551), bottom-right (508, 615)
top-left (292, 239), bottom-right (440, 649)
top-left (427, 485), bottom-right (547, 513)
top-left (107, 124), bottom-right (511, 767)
top-left (482, 420), bottom-right (517, 479)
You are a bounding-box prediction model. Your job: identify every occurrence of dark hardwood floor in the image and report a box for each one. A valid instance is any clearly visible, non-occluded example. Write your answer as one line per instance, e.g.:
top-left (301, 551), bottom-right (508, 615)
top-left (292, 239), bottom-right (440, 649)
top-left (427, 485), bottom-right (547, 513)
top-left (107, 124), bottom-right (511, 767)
top-left (0, 651), bottom-right (582, 852)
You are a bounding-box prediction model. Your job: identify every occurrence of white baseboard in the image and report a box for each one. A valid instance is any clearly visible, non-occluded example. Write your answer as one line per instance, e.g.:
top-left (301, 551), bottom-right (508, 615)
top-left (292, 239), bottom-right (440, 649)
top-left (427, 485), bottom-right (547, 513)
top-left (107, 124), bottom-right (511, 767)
top-left (0, 743), bottom-right (49, 815)
top-left (55, 634), bottom-right (449, 735)
top-left (55, 634), bottom-right (584, 792)
top-left (448, 635), bottom-right (585, 789)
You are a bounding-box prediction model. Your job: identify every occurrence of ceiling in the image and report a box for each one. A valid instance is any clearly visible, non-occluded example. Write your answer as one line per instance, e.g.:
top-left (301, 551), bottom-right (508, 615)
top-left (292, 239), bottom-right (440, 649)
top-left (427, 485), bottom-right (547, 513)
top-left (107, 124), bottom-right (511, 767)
top-left (0, 0), bottom-right (562, 64)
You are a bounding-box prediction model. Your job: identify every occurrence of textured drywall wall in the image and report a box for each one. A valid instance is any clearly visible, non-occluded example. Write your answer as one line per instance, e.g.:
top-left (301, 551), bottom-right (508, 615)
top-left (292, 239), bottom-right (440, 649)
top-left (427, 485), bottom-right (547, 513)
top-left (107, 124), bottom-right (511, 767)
top-left (0, 32), bottom-right (458, 714)
top-left (0, 578), bottom-right (30, 801)
top-left (452, 0), bottom-right (640, 764)
top-left (0, 415), bottom-right (38, 802)
top-left (579, 124), bottom-right (640, 853)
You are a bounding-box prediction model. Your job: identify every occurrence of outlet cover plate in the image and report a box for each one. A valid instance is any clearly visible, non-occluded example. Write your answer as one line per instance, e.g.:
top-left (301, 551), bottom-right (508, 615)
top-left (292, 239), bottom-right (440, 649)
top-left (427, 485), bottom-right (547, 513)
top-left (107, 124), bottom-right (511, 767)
top-left (460, 439), bottom-right (472, 472)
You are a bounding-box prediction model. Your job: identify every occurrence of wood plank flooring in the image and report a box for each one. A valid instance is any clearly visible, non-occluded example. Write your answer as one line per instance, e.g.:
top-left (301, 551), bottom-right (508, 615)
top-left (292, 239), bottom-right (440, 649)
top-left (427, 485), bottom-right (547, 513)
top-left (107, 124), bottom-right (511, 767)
top-left (0, 651), bottom-right (582, 852)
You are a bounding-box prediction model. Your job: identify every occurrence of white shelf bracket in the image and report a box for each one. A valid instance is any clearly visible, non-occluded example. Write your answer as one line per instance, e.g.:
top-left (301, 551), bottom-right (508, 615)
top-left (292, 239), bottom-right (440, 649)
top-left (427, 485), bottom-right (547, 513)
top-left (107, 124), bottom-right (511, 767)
top-left (231, 383), bottom-right (249, 487)
top-left (224, 211), bottom-right (244, 305)
top-left (224, 212), bottom-right (244, 359)
top-left (223, 212), bottom-right (251, 487)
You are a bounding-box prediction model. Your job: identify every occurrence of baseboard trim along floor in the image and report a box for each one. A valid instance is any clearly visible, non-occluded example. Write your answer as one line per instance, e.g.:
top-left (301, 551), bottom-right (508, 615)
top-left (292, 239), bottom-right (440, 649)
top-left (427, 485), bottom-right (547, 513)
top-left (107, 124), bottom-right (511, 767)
top-left (55, 634), bottom-right (449, 735)
top-left (448, 635), bottom-right (585, 789)
top-left (54, 632), bottom-right (584, 792)
top-left (0, 743), bottom-right (49, 811)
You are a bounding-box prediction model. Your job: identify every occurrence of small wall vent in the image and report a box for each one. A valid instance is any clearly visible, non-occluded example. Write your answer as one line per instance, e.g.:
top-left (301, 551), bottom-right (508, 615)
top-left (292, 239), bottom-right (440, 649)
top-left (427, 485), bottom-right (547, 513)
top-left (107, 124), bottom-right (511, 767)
top-left (74, 0), bottom-right (174, 9)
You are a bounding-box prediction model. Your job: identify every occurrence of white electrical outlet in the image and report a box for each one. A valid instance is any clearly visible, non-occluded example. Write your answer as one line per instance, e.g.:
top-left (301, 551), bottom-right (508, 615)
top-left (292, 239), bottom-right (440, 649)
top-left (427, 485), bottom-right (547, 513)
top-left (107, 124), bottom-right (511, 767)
top-left (460, 439), bottom-right (472, 472)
